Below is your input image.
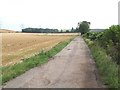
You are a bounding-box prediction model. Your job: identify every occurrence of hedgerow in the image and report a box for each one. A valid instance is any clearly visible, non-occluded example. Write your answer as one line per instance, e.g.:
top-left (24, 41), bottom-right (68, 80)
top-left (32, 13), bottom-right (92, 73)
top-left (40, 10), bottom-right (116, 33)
top-left (83, 25), bottom-right (120, 64)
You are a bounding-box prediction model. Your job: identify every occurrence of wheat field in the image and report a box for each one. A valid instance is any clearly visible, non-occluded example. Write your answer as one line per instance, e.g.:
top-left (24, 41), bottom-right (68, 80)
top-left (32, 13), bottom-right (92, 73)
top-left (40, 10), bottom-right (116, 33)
top-left (2, 33), bottom-right (77, 66)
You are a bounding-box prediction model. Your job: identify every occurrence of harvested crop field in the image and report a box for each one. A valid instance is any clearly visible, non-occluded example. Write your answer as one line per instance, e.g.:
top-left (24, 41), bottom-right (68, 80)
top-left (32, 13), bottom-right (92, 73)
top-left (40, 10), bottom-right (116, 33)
top-left (2, 33), bottom-right (77, 66)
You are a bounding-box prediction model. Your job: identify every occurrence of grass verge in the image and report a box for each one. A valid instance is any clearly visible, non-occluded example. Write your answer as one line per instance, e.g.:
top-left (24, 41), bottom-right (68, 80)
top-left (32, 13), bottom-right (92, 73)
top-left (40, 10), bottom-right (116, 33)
top-left (84, 38), bottom-right (119, 88)
top-left (0, 37), bottom-right (74, 85)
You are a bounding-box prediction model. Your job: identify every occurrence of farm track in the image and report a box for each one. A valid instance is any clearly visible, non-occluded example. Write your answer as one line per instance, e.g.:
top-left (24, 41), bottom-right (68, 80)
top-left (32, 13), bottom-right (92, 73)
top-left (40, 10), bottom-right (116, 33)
top-left (3, 36), bottom-right (105, 88)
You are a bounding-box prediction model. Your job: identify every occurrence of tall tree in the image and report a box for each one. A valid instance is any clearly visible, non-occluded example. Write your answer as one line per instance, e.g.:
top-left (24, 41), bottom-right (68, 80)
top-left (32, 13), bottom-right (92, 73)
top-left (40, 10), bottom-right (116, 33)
top-left (71, 27), bottom-right (74, 32)
top-left (78, 21), bottom-right (90, 35)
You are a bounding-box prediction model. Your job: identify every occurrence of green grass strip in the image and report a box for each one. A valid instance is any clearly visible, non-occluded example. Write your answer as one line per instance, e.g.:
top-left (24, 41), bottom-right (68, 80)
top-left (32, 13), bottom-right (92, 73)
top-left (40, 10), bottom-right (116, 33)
top-left (84, 38), bottom-right (119, 88)
top-left (1, 38), bottom-right (74, 85)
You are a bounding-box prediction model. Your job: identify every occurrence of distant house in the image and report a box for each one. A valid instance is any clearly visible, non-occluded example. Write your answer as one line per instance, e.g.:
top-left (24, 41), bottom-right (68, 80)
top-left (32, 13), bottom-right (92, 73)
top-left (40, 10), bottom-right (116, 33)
top-left (90, 29), bottom-right (106, 32)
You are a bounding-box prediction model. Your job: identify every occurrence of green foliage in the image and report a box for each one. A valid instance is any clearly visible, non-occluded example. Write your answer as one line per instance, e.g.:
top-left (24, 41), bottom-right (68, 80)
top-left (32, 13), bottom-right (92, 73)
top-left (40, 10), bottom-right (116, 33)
top-left (1, 38), bottom-right (73, 85)
top-left (22, 28), bottom-right (59, 33)
top-left (71, 27), bottom-right (76, 33)
top-left (99, 25), bottom-right (120, 64)
top-left (65, 30), bottom-right (70, 33)
top-left (90, 44), bottom-right (118, 88)
top-left (83, 25), bottom-right (119, 88)
top-left (84, 25), bottom-right (120, 64)
top-left (77, 21), bottom-right (90, 34)
top-left (83, 32), bottom-right (104, 40)
top-left (84, 38), bottom-right (94, 47)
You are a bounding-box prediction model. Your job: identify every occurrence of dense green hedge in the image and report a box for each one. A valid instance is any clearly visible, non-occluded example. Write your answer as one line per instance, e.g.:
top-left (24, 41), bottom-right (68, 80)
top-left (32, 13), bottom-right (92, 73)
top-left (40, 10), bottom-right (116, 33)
top-left (83, 25), bottom-right (120, 64)
top-left (83, 25), bottom-right (119, 88)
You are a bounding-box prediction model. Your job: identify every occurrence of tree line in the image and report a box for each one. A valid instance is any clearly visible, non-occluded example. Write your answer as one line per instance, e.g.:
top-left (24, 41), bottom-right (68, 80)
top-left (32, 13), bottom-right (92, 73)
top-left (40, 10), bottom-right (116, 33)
top-left (22, 21), bottom-right (90, 33)
top-left (22, 28), bottom-right (59, 33)
top-left (22, 27), bottom-right (78, 33)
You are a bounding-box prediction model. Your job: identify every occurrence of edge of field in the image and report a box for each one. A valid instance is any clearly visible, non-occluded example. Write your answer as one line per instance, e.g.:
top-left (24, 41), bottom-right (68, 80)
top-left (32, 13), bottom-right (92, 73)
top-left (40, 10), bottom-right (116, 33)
top-left (1, 36), bottom-right (76, 85)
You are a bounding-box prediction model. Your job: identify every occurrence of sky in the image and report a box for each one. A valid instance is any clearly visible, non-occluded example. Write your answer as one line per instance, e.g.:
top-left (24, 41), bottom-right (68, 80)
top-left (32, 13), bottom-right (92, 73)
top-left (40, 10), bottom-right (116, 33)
top-left (0, 0), bottom-right (119, 31)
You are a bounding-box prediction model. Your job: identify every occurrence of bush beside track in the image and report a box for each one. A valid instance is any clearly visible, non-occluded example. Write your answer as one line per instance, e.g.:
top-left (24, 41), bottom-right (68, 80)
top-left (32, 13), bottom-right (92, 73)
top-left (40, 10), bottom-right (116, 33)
top-left (83, 25), bottom-right (119, 88)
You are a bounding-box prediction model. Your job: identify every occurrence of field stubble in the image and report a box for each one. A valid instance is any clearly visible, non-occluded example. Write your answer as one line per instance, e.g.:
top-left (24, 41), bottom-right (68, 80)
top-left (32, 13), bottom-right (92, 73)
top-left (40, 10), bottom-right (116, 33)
top-left (2, 33), bottom-right (77, 66)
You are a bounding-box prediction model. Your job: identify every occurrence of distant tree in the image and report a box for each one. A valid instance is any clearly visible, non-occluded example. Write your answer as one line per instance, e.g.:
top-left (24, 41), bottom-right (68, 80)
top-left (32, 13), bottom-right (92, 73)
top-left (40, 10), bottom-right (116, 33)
top-left (75, 27), bottom-right (79, 32)
top-left (22, 28), bottom-right (59, 33)
top-left (66, 30), bottom-right (69, 33)
top-left (60, 30), bottom-right (63, 33)
top-left (72, 27), bottom-right (74, 30)
top-left (71, 27), bottom-right (74, 32)
top-left (77, 21), bottom-right (90, 35)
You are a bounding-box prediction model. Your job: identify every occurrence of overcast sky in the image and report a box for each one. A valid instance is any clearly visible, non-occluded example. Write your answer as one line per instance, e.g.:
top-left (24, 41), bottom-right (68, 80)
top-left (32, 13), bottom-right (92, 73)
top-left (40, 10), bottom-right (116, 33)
top-left (0, 0), bottom-right (119, 31)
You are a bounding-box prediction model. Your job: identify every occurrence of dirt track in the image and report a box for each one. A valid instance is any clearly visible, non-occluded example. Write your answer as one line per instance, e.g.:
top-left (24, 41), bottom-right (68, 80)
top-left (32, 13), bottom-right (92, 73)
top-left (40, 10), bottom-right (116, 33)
top-left (3, 36), bottom-right (105, 88)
